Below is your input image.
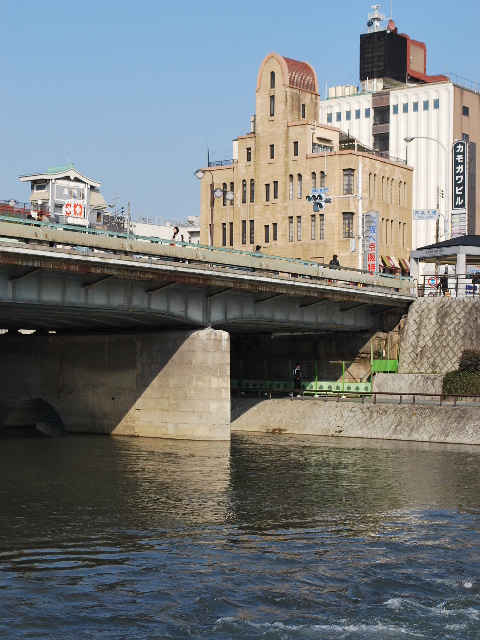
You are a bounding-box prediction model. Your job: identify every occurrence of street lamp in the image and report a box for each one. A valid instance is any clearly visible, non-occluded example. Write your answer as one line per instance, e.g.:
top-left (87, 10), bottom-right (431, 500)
top-left (404, 135), bottom-right (449, 241)
top-left (195, 168), bottom-right (234, 246)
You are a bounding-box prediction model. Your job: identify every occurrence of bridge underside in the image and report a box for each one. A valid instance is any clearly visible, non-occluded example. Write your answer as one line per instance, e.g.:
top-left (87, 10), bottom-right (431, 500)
top-left (0, 260), bottom-right (409, 334)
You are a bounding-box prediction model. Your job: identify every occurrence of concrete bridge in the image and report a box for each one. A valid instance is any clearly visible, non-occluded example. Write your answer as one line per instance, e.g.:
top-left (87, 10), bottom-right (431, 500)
top-left (0, 217), bottom-right (415, 440)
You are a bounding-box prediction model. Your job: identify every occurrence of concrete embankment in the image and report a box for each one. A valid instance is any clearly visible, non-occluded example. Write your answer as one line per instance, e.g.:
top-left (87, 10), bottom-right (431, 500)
top-left (231, 397), bottom-right (480, 445)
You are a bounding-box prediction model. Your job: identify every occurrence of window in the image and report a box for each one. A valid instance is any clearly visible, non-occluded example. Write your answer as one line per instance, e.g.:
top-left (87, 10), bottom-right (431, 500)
top-left (289, 174), bottom-right (294, 200)
top-left (34, 182), bottom-right (47, 192)
top-left (433, 98), bottom-right (439, 110)
top-left (265, 183), bottom-right (270, 201)
top-left (273, 180), bottom-right (278, 199)
top-left (369, 172), bottom-right (372, 199)
top-left (403, 103), bottom-right (408, 113)
top-left (242, 180), bottom-right (246, 203)
top-left (423, 100), bottom-right (429, 111)
top-left (346, 110), bottom-right (351, 121)
top-left (270, 71), bottom-right (275, 89)
top-left (249, 220), bottom-right (254, 244)
top-left (311, 214), bottom-right (316, 240)
top-left (343, 168), bottom-right (354, 195)
top-left (311, 172), bottom-right (316, 189)
top-left (462, 133), bottom-right (470, 142)
top-left (246, 147), bottom-right (251, 162)
top-left (319, 214), bottom-right (324, 240)
top-left (222, 223), bottom-right (226, 246)
top-left (273, 223), bottom-right (277, 241)
top-left (365, 108), bottom-right (370, 118)
top-left (222, 182), bottom-right (227, 206)
top-left (229, 182), bottom-right (234, 203)
top-left (296, 216), bottom-right (302, 241)
top-left (250, 179), bottom-right (255, 203)
top-left (413, 101), bottom-right (418, 112)
top-left (293, 141), bottom-right (299, 156)
top-left (336, 112), bottom-right (341, 122)
top-left (343, 213), bottom-right (354, 238)
top-left (327, 113), bottom-right (332, 123)
top-left (229, 221), bottom-right (233, 246)
top-left (241, 220), bottom-right (246, 244)
top-left (392, 104), bottom-right (398, 115)
top-left (463, 105), bottom-right (470, 116)
top-left (269, 144), bottom-right (275, 159)
top-left (288, 216), bottom-right (293, 242)
top-left (270, 95), bottom-right (275, 116)
top-left (264, 225), bottom-right (270, 243)
top-left (355, 109), bottom-right (360, 119)
top-left (297, 174), bottom-right (302, 199)
top-left (320, 171), bottom-right (325, 188)
top-left (301, 103), bottom-right (306, 118)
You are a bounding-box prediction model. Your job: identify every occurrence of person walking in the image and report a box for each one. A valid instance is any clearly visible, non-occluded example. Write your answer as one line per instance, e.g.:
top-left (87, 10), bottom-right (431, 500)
top-left (293, 362), bottom-right (302, 397)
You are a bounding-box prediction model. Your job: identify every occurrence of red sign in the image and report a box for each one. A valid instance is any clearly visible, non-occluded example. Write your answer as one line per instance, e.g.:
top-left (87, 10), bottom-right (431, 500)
top-left (64, 201), bottom-right (84, 218)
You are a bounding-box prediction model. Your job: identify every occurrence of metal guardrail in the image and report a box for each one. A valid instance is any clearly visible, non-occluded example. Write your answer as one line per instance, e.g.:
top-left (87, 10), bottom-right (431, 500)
top-left (0, 214), bottom-right (415, 294)
top-left (236, 388), bottom-right (480, 406)
top-left (418, 274), bottom-right (480, 299)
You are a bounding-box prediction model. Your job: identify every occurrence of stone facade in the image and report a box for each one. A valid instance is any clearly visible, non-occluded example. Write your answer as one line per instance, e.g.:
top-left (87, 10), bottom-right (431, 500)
top-left (198, 52), bottom-right (412, 271)
top-left (0, 328), bottom-right (230, 440)
top-left (398, 298), bottom-right (480, 374)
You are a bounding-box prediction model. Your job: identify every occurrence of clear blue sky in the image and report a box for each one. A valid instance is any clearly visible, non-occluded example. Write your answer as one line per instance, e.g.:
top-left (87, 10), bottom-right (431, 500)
top-left (2, 0), bottom-right (479, 221)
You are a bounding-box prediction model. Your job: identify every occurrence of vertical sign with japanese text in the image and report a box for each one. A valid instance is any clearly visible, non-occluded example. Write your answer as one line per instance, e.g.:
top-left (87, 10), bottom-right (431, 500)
top-left (452, 140), bottom-right (468, 237)
top-left (362, 211), bottom-right (378, 273)
top-left (452, 140), bottom-right (467, 210)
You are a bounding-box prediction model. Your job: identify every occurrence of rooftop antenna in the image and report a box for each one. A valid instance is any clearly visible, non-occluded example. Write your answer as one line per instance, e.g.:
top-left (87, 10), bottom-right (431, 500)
top-left (367, 4), bottom-right (386, 32)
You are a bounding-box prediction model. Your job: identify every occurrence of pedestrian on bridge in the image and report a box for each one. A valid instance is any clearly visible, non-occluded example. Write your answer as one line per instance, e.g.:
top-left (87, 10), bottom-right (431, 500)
top-left (329, 255), bottom-right (340, 268)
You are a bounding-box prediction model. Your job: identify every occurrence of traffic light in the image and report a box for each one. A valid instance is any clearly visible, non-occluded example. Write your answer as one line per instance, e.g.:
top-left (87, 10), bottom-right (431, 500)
top-left (306, 193), bottom-right (331, 211)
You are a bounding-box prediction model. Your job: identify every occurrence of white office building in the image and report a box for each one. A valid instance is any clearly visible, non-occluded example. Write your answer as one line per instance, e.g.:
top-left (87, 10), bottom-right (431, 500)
top-left (319, 6), bottom-right (480, 255)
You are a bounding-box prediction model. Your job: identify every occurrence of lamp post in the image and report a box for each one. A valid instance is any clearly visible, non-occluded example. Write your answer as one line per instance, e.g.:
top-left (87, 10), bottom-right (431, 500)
top-left (404, 135), bottom-right (449, 241)
top-left (194, 168), bottom-right (234, 246)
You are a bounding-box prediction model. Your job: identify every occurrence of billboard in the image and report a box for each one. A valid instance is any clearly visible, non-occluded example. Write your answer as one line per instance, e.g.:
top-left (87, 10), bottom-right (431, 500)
top-left (452, 140), bottom-right (468, 210)
top-left (362, 211), bottom-right (378, 273)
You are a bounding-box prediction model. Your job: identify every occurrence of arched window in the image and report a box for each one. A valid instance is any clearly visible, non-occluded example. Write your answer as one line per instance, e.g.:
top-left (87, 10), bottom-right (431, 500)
top-left (222, 183), bottom-right (227, 206)
top-left (297, 174), bottom-right (302, 199)
top-left (289, 174), bottom-right (294, 200)
top-left (270, 95), bottom-right (275, 117)
top-left (311, 172), bottom-right (317, 189)
top-left (270, 71), bottom-right (275, 89)
top-left (242, 180), bottom-right (247, 204)
top-left (250, 179), bottom-right (255, 203)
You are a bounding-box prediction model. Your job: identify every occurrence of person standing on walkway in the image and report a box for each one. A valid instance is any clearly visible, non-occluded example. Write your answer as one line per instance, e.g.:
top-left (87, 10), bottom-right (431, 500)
top-left (293, 363), bottom-right (302, 397)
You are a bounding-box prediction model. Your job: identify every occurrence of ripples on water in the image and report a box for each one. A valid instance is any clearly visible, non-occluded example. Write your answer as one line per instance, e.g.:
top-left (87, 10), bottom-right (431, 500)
top-left (0, 431), bottom-right (478, 638)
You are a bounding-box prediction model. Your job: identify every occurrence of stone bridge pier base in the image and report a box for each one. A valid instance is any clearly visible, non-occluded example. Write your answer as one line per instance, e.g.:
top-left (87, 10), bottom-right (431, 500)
top-left (0, 328), bottom-right (230, 440)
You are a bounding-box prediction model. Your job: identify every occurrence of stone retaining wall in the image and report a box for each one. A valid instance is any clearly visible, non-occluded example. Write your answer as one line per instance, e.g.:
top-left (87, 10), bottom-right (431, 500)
top-left (231, 397), bottom-right (480, 445)
top-left (399, 298), bottom-right (480, 374)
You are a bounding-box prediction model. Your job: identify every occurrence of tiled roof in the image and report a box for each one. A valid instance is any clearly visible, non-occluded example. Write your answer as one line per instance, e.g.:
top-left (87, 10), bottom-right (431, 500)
top-left (283, 57), bottom-right (317, 93)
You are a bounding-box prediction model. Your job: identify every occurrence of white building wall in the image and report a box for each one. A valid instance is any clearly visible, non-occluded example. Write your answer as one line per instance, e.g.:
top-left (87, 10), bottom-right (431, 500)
top-left (320, 82), bottom-right (455, 252)
top-left (389, 82), bottom-right (454, 250)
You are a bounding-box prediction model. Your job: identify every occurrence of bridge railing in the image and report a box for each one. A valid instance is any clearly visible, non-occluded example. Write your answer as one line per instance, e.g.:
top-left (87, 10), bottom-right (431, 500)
top-left (418, 273), bottom-right (480, 299)
top-left (0, 214), bottom-right (415, 295)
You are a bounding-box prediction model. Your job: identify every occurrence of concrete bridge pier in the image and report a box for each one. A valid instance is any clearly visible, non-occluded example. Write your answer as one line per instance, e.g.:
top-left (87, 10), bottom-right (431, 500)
top-left (0, 328), bottom-right (231, 440)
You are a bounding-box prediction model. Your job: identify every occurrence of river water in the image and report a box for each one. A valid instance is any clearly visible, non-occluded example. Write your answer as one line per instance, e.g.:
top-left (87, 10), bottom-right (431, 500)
top-left (0, 430), bottom-right (478, 639)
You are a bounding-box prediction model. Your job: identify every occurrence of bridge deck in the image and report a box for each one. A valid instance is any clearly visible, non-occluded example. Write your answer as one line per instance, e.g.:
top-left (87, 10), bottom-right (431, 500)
top-left (0, 217), bottom-right (415, 332)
